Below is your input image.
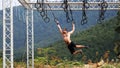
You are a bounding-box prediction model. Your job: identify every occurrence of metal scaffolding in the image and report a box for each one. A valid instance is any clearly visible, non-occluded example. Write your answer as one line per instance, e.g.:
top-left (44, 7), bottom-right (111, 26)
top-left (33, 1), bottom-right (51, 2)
top-left (26, 8), bottom-right (34, 68)
top-left (2, 0), bottom-right (14, 68)
top-left (19, 0), bottom-right (120, 10)
top-left (18, 0), bottom-right (34, 68)
top-left (18, 0), bottom-right (120, 68)
top-left (2, 0), bottom-right (120, 68)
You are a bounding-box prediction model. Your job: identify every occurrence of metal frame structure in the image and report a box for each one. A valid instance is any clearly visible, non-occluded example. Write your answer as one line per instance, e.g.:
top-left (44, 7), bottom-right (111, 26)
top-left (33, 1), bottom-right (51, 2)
top-left (19, 0), bottom-right (120, 10)
top-left (19, 0), bottom-right (34, 68)
top-left (2, 0), bottom-right (120, 68)
top-left (26, 8), bottom-right (34, 68)
top-left (18, 0), bottom-right (120, 68)
top-left (2, 0), bottom-right (13, 68)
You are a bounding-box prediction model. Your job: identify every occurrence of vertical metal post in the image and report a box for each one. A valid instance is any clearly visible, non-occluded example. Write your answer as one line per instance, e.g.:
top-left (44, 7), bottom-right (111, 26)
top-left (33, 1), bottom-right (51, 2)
top-left (2, 0), bottom-right (13, 68)
top-left (26, 8), bottom-right (34, 68)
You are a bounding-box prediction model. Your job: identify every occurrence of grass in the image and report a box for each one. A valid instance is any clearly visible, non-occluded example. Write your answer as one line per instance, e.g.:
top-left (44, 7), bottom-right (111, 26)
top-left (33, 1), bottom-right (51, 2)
top-left (0, 57), bottom-right (120, 68)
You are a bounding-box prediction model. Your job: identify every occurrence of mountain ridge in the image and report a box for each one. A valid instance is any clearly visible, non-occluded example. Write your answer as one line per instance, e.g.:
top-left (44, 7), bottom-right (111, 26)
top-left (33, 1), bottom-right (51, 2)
top-left (0, 6), bottom-right (118, 49)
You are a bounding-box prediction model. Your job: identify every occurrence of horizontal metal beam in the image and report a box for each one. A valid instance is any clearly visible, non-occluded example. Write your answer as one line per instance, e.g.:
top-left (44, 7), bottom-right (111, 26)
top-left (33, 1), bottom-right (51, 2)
top-left (19, 0), bottom-right (120, 10)
top-left (30, 2), bottom-right (120, 4)
top-left (18, 0), bottom-right (31, 9)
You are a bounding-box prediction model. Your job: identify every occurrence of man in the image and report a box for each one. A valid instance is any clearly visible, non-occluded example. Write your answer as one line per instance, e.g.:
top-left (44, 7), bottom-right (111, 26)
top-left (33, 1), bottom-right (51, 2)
top-left (56, 20), bottom-right (88, 55)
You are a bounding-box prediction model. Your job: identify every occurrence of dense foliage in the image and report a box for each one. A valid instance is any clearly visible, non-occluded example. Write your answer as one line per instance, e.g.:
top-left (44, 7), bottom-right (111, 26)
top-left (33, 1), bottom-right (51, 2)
top-left (33, 15), bottom-right (120, 63)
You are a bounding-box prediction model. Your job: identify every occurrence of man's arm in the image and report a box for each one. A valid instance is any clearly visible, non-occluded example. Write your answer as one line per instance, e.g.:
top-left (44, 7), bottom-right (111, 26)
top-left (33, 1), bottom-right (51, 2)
top-left (56, 20), bottom-right (62, 33)
top-left (69, 22), bottom-right (75, 34)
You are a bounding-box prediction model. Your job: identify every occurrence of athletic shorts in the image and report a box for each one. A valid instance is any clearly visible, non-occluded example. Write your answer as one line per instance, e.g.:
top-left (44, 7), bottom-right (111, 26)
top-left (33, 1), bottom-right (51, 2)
top-left (67, 42), bottom-right (76, 54)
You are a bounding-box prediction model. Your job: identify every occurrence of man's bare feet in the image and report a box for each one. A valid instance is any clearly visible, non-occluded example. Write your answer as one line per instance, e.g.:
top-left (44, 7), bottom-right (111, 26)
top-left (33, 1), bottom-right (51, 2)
top-left (73, 49), bottom-right (83, 55)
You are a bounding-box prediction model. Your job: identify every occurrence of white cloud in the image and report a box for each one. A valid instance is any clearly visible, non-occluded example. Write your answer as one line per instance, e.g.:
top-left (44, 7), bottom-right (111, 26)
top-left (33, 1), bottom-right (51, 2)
top-left (0, 0), bottom-right (21, 10)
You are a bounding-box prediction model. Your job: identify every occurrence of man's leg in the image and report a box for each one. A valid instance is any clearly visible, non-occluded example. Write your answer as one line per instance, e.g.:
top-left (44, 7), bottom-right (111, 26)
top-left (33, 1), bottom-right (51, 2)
top-left (73, 49), bottom-right (83, 55)
top-left (75, 45), bottom-right (89, 49)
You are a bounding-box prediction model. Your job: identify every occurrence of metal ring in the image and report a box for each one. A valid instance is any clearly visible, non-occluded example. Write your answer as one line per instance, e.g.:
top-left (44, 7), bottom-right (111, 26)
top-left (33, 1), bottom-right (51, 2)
top-left (43, 16), bottom-right (50, 23)
top-left (35, 3), bottom-right (41, 9)
top-left (83, 0), bottom-right (90, 9)
top-left (101, 1), bottom-right (108, 8)
top-left (81, 19), bottom-right (87, 25)
top-left (81, 16), bottom-right (87, 25)
top-left (35, 0), bottom-right (42, 9)
top-left (85, 3), bottom-right (90, 8)
top-left (67, 18), bottom-right (71, 23)
top-left (40, 11), bottom-right (46, 17)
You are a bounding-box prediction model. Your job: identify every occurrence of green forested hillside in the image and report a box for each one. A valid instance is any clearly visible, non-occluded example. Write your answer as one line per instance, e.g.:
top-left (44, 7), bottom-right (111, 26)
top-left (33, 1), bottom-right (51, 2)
top-left (34, 14), bottom-right (120, 63)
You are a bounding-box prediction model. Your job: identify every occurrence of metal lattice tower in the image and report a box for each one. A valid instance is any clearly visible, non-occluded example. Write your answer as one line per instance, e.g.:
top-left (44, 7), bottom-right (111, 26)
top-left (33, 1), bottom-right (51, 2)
top-left (26, 8), bottom-right (34, 68)
top-left (18, 0), bottom-right (120, 68)
top-left (2, 0), bottom-right (14, 68)
top-left (18, 0), bottom-right (34, 68)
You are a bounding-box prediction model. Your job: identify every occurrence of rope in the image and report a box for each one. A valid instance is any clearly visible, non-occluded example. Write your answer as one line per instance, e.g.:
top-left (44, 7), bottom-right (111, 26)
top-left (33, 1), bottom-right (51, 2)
top-left (47, 4), bottom-right (58, 23)
top-left (81, 0), bottom-right (90, 25)
top-left (34, 0), bottom-right (76, 24)
top-left (35, 0), bottom-right (50, 23)
top-left (61, 0), bottom-right (74, 23)
top-left (47, 4), bottom-right (75, 24)
top-left (35, 0), bottom-right (75, 23)
top-left (97, 0), bottom-right (108, 23)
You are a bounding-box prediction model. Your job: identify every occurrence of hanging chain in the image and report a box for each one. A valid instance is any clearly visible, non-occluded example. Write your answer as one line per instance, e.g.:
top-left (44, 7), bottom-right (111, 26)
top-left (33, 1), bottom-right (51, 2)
top-left (47, 4), bottom-right (58, 22)
top-left (81, 0), bottom-right (90, 25)
top-left (61, 0), bottom-right (74, 23)
top-left (97, 0), bottom-right (108, 23)
top-left (35, 0), bottom-right (50, 23)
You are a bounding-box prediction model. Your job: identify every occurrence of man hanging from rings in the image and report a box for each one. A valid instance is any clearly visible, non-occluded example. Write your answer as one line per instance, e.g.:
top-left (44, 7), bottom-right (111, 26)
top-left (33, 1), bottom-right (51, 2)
top-left (55, 20), bottom-right (89, 55)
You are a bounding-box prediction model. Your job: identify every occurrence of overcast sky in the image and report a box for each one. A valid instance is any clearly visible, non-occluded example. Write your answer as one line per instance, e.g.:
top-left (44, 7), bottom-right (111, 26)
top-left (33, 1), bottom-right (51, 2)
top-left (0, 0), bottom-right (21, 10)
top-left (0, 0), bottom-right (62, 10)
